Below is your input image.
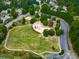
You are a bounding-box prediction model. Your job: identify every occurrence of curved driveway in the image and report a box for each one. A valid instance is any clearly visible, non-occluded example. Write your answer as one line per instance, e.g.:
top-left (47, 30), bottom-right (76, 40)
top-left (60, 20), bottom-right (69, 52)
top-left (46, 20), bottom-right (74, 59)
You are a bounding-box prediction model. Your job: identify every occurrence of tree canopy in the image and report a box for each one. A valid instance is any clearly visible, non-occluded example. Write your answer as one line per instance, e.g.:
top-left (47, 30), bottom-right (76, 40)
top-left (70, 20), bottom-right (79, 56)
top-left (41, 4), bottom-right (51, 14)
top-left (40, 14), bottom-right (48, 26)
top-left (0, 25), bottom-right (7, 44)
top-left (11, 8), bottom-right (18, 19)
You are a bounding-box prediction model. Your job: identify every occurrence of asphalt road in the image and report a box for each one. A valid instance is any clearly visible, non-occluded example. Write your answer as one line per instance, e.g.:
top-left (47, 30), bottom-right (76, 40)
top-left (46, 20), bottom-right (71, 59)
top-left (60, 20), bottom-right (69, 52)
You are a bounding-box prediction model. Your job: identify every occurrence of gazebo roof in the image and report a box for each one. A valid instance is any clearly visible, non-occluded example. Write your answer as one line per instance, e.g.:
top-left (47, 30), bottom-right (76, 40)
top-left (25, 16), bottom-right (32, 21)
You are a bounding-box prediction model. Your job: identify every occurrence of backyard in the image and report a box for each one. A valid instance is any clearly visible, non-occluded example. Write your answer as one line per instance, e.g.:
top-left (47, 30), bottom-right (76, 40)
top-left (6, 24), bottom-right (60, 54)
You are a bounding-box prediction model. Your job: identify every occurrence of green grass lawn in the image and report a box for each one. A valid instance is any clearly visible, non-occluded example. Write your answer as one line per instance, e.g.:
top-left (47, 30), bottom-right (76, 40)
top-left (6, 24), bottom-right (59, 53)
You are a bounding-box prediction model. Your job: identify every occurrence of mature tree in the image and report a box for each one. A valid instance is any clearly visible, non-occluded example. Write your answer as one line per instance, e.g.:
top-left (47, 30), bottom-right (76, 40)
top-left (56, 0), bottom-right (65, 6)
top-left (10, 0), bottom-right (17, 7)
top-left (22, 17), bottom-right (26, 24)
top-left (48, 29), bottom-right (55, 36)
top-left (67, 4), bottom-right (76, 16)
top-left (57, 6), bottom-right (64, 11)
top-left (59, 50), bottom-right (64, 55)
top-left (56, 29), bottom-right (64, 36)
top-left (41, 4), bottom-right (51, 14)
top-left (70, 20), bottom-right (79, 56)
top-left (40, 14), bottom-right (47, 22)
top-left (57, 20), bottom-right (60, 23)
top-left (0, 2), bottom-right (4, 12)
top-left (57, 0), bottom-right (79, 16)
top-left (0, 2), bottom-right (10, 11)
top-left (22, 6), bottom-right (29, 14)
top-left (52, 17), bottom-right (56, 21)
top-left (75, 6), bottom-right (79, 15)
top-left (51, 10), bottom-right (73, 25)
top-left (40, 14), bottom-right (48, 26)
top-left (35, 13), bottom-right (40, 18)
top-left (55, 21), bottom-right (60, 31)
top-left (22, 9), bottom-right (28, 14)
top-left (30, 17), bottom-right (37, 24)
top-left (57, 0), bottom-right (73, 6)
top-left (42, 20), bottom-right (48, 26)
top-left (41, 0), bottom-right (47, 2)
top-left (11, 7), bottom-right (18, 19)
top-left (0, 25), bottom-right (7, 44)
top-left (27, 0), bottom-right (38, 5)
top-left (43, 29), bottom-right (55, 37)
top-left (43, 29), bottom-right (49, 37)
top-left (29, 6), bottom-right (36, 15)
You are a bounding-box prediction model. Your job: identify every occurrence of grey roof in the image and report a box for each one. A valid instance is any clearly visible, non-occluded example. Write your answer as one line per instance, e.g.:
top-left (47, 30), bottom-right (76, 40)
top-left (1, 10), bottom-right (8, 14)
top-left (1, 15), bottom-right (11, 23)
top-left (16, 9), bottom-right (22, 15)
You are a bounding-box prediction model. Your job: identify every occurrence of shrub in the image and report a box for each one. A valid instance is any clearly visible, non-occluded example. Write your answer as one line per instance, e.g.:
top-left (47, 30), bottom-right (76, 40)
top-left (41, 4), bottom-right (51, 14)
top-left (53, 57), bottom-right (57, 59)
top-left (51, 11), bottom-right (73, 25)
top-left (22, 9), bottom-right (28, 14)
top-left (35, 13), bottom-right (40, 18)
top-left (43, 29), bottom-right (49, 37)
top-left (42, 20), bottom-right (48, 26)
top-left (22, 17), bottom-right (26, 25)
top-left (70, 20), bottom-right (79, 56)
top-left (30, 18), bottom-right (37, 24)
top-left (56, 29), bottom-right (64, 36)
top-left (52, 17), bottom-right (56, 21)
top-left (0, 20), bottom-right (3, 23)
top-left (57, 20), bottom-right (60, 23)
top-left (43, 29), bottom-right (55, 37)
top-left (55, 23), bottom-right (60, 31)
top-left (59, 50), bottom-right (64, 55)
top-left (0, 25), bottom-right (7, 44)
top-left (29, 6), bottom-right (35, 15)
top-left (48, 29), bottom-right (55, 36)
top-left (12, 22), bottom-right (17, 27)
top-left (40, 14), bottom-right (48, 22)
top-left (40, 14), bottom-right (48, 26)
top-left (55, 20), bottom-right (60, 31)
top-left (11, 8), bottom-right (18, 19)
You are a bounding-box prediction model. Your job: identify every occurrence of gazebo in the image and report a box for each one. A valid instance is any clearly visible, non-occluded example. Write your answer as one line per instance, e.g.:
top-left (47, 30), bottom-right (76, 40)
top-left (25, 16), bottom-right (33, 23)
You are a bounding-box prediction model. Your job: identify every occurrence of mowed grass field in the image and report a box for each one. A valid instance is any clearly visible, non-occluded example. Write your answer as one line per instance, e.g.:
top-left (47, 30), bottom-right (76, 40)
top-left (6, 25), bottom-right (59, 53)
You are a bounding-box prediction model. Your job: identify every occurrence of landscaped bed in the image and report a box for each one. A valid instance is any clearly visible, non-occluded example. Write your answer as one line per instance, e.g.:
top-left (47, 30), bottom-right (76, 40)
top-left (6, 24), bottom-right (60, 54)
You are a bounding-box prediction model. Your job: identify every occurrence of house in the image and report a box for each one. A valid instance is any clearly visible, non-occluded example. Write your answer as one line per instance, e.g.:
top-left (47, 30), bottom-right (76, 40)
top-left (0, 15), bottom-right (11, 23)
top-left (49, 1), bottom-right (59, 10)
top-left (0, 9), bottom-right (12, 23)
top-left (16, 9), bottom-right (22, 16)
top-left (1, 10), bottom-right (8, 15)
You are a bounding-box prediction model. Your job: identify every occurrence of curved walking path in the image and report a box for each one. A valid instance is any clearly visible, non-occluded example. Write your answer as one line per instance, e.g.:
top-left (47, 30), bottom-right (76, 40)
top-left (3, 0), bottom-right (76, 58)
top-left (4, 14), bottom-right (76, 59)
top-left (4, 28), bottom-right (45, 58)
